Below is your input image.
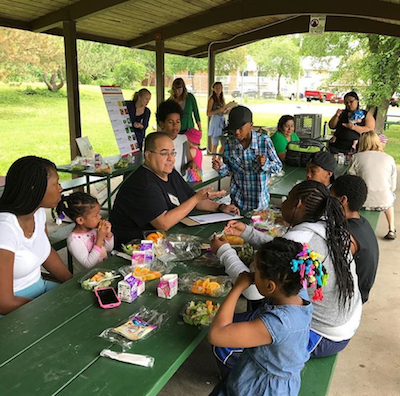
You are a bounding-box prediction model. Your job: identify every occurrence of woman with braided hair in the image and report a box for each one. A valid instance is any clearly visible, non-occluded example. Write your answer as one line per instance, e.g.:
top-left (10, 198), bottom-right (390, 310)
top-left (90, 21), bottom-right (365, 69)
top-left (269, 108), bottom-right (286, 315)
top-left (0, 156), bottom-right (72, 316)
top-left (211, 180), bottom-right (362, 360)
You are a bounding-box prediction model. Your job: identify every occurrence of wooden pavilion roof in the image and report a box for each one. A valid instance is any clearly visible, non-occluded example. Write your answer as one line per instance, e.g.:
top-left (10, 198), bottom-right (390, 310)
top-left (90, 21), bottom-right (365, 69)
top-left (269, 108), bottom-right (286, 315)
top-left (0, 0), bottom-right (400, 56)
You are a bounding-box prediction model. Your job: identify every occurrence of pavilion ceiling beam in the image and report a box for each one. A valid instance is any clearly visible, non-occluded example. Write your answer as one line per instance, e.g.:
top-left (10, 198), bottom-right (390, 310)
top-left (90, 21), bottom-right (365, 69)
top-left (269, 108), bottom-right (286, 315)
top-left (128, 0), bottom-right (400, 48)
top-left (31, 0), bottom-right (134, 33)
top-left (185, 15), bottom-right (400, 58)
top-left (49, 28), bottom-right (131, 47)
top-left (0, 17), bottom-right (30, 30)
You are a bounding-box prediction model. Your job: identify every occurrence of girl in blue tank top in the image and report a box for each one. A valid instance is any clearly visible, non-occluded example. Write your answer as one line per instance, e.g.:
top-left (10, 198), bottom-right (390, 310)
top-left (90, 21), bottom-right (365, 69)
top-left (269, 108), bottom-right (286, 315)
top-left (208, 238), bottom-right (327, 396)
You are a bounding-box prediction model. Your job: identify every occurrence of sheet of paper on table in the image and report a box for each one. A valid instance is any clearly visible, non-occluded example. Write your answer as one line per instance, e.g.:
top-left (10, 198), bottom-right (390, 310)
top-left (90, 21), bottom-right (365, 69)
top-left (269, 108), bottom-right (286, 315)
top-left (181, 213), bottom-right (242, 226)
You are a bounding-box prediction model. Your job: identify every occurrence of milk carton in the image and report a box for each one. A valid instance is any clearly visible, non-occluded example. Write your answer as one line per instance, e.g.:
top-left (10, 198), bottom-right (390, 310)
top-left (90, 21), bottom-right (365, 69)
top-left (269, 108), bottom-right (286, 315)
top-left (118, 275), bottom-right (145, 303)
top-left (157, 274), bottom-right (178, 299)
top-left (140, 240), bottom-right (154, 263)
top-left (131, 251), bottom-right (146, 267)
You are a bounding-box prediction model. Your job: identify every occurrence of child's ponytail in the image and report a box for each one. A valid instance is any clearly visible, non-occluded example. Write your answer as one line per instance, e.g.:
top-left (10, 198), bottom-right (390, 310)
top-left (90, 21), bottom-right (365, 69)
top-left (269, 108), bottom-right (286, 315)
top-left (292, 181), bottom-right (354, 307)
top-left (54, 192), bottom-right (98, 224)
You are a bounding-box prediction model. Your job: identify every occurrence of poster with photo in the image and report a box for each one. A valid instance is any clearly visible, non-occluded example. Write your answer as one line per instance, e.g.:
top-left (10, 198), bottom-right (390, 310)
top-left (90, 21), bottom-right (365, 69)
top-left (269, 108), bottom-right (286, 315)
top-left (101, 86), bottom-right (140, 156)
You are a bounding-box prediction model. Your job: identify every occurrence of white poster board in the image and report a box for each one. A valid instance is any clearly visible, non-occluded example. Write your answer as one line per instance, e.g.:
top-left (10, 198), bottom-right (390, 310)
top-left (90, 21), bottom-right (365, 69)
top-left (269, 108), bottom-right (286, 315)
top-left (76, 136), bottom-right (95, 158)
top-left (309, 15), bottom-right (326, 35)
top-left (101, 85), bottom-right (140, 156)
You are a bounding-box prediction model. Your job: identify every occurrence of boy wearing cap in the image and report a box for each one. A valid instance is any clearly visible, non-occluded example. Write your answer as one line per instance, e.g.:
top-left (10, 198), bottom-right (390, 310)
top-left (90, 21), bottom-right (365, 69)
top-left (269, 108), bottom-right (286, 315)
top-left (306, 151), bottom-right (336, 187)
top-left (212, 105), bottom-right (282, 211)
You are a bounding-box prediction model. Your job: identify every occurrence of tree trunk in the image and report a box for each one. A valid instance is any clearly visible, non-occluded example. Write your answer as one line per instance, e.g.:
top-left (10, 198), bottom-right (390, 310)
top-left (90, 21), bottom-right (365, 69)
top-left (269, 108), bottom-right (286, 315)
top-left (277, 74), bottom-right (281, 96)
top-left (43, 70), bottom-right (64, 91)
top-left (367, 97), bottom-right (390, 134)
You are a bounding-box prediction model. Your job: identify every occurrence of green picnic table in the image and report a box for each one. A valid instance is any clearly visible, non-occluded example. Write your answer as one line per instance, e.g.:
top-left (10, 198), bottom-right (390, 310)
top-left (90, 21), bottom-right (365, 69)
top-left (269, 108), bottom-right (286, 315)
top-left (0, 220), bottom-right (230, 396)
top-left (57, 153), bottom-right (145, 217)
top-left (0, 199), bottom-right (380, 396)
top-left (269, 163), bottom-right (350, 198)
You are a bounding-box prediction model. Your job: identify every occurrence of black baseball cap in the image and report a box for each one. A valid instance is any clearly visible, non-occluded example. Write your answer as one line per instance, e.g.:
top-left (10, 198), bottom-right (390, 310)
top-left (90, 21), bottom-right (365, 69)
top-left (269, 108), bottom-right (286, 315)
top-left (225, 106), bottom-right (252, 131)
top-left (310, 151), bottom-right (336, 173)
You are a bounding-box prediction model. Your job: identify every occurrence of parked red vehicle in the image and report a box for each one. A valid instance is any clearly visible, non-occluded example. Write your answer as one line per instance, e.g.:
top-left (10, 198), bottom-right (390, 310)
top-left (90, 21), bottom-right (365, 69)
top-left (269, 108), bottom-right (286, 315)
top-left (305, 90), bottom-right (335, 102)
top-left (329, 93), bottom-right (345, 104)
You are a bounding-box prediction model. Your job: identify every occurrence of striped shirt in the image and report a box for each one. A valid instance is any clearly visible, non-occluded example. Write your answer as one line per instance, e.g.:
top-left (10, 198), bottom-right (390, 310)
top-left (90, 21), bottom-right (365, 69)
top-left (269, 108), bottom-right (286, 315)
top-left (217, 131), bottom-right (282, 211)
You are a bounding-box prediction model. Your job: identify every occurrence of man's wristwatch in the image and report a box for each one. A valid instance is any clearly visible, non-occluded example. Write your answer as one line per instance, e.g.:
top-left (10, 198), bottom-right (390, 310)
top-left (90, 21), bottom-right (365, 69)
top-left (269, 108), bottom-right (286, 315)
top-left (217, 203), bottom-right (225, 212)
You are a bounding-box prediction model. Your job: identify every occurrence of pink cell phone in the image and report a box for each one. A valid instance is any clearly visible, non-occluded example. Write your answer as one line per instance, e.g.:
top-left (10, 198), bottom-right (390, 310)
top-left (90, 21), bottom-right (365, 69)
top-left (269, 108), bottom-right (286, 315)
top-left (94, 287), bottom-right (121, 309)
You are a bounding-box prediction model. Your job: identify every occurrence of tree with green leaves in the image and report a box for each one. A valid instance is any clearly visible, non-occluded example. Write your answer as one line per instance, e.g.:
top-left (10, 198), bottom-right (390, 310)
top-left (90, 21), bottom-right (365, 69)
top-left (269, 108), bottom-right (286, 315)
top-left (248, 37), bottom-right (300, 98)
top-left (300, 32), bottom-right (400, 133)
top-left (215, 47), bottom-right (247, 75)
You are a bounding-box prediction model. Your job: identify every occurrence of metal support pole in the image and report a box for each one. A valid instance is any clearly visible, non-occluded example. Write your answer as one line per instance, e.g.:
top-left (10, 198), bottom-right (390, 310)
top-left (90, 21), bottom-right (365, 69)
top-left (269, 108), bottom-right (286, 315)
top-left (63, 20), bottom-right (81, 160)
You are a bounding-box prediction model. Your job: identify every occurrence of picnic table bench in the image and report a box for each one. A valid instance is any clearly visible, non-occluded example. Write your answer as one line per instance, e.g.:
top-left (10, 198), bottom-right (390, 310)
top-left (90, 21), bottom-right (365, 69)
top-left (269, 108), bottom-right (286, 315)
top-left (384, 114), bottom-right (400, 130)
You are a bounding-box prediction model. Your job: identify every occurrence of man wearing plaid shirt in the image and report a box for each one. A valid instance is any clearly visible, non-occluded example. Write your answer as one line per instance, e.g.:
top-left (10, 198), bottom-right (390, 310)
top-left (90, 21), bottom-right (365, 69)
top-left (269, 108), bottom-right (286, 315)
top-left (212, 106), bottom-right (282, 211)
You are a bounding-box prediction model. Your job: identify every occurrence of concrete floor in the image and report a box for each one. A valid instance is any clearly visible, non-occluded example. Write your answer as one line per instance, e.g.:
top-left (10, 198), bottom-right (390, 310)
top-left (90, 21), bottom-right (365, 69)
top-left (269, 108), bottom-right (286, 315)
top-left (50, 158), bottom-right (400, 395)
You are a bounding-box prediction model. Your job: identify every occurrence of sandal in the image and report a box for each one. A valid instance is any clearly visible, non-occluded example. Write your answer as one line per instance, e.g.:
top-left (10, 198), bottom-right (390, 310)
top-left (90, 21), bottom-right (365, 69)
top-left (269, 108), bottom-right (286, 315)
top-left (384, 230), bottom-right (396, 240)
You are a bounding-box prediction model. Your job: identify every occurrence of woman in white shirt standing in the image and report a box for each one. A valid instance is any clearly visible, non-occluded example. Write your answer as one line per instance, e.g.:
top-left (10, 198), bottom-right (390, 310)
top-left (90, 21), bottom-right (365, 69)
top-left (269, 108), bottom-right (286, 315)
top-left (348, 131), bottom-right (397, 240)
top-left (0, 156), bottom-right (72, 316)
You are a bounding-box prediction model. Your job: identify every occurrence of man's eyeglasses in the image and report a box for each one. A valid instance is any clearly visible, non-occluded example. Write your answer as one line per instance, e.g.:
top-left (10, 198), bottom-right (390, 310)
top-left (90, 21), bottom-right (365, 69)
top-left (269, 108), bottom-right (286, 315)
top-left (150, 150), bottom-right (177, 157)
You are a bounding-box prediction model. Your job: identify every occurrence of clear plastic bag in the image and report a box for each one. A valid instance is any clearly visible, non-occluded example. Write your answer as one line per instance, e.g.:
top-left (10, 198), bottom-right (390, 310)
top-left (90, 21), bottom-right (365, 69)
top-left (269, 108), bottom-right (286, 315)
top-left (179, 273), bottom-right (232, 297)
top-left (236, 244), bottom-right (256, 266)
top-left (166, 234), bottom-right (202, 260)
top-left (78, 268), bottom-right (121, 291)
top-left (99, 306), bottom-right (168, 351)
top-left (208, 231), bottom-right (244, 247)
top-left (247, 208), bottom-right (288, 237)
top-left (119, 259), bottom-right (175, 282)
top-left (180, 299), bottom-right (220, 327)
top-left (193, 251), bottom-right (223, 268)
top-left (70, 156), bottom-right (92, 171)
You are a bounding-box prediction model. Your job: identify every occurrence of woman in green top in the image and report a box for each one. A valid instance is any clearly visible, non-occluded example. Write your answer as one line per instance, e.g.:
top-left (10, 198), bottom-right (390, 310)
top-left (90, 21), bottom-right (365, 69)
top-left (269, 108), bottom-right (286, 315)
top-left (169, 78), bottom-right (202, 134)
top-left (271, 115), bottom-right (300, 161)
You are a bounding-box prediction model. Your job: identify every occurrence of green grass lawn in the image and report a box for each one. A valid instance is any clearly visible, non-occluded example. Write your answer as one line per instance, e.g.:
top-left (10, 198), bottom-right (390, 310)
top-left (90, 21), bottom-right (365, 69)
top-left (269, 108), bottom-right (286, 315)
top-left (0, 83), bottom-right (399, 178)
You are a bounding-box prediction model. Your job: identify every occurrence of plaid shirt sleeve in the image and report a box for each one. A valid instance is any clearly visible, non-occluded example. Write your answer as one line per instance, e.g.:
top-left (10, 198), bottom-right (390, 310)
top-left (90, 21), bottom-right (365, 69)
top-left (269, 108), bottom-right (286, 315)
top-left (260, 135), bottom-right (282, 174)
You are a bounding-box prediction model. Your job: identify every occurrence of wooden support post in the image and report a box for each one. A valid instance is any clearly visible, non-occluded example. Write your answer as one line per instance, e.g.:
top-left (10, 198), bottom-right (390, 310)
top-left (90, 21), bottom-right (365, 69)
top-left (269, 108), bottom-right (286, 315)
top-left (155, 38), bottom-right (165, 107)
top-left (63, 20), bottom-right (82, 160)
top-left (207, 48), bottom-right (216, 153)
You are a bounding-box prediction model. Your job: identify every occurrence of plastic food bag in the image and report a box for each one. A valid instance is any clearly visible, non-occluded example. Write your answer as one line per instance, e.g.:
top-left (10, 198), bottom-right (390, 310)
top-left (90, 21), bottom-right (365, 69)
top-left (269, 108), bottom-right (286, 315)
top-left (237, 244), bottom-right (256, 266)
top-left (179, 273), bottom-right (232, 297)
top-left (193, 251), bottom-right (223, 268)
top-left (99, 306), bottom-right (168, 351)
top-left (70, 156), bottom-right (92, 171)
top-left (248, 208), bottom-right (287, 237)
top-left (166, 234), bottom-right (202, 260)
top-left (114, 155), bottom-right (132, 169)
top-left (208, 231), bottom-right (244, 247)
top-left (142, 230), bottom-right (177, 263)
top-left (180, 300), bottom-right (220, 327)
top-left (119, 259), bottom-right (175, 282)
top-left (78, 268), bottom-right (121, 291)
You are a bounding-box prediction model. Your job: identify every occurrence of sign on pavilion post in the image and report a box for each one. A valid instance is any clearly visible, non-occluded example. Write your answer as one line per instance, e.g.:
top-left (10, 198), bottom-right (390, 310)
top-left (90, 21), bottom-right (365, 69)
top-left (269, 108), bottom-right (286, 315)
top-left (100, 85), bottom-right (140, 156)
top-left (309, 15), bottom-right (326, 35)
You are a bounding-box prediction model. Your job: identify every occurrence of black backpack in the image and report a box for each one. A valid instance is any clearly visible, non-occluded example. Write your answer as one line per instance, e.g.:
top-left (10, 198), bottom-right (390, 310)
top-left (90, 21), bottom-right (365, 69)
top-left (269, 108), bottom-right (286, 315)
top-left (285, 139), bottom-right (327, 167)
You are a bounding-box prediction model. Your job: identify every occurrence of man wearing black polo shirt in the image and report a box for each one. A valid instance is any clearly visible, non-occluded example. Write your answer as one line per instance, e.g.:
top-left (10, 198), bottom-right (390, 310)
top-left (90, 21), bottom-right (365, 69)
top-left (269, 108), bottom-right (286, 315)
top-left (110, 132), bottom-right (239, 248)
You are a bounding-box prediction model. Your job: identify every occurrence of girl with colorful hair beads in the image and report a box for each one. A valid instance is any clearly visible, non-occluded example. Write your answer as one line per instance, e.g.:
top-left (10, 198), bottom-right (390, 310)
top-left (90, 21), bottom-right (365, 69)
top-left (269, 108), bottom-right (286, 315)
top-left (208, 238), bottom-right (320, 396)
top-left (212, 180), bottom-right (362, 359)
top-left (56, 192), bottom-right (114, 272)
